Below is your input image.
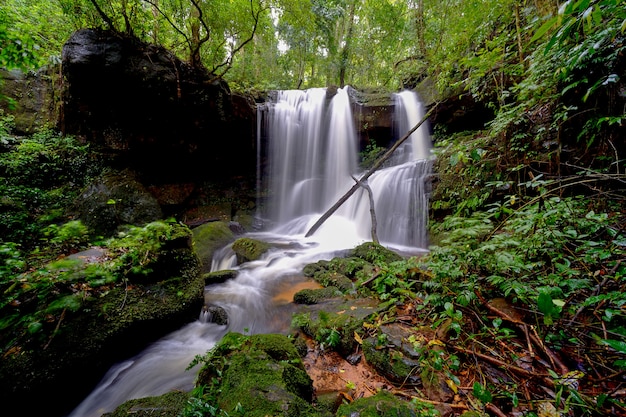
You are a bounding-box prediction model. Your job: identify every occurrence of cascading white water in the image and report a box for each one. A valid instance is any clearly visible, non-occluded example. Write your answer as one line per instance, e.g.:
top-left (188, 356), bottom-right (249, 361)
top-left (264, 87), bottom-right (358, 225)
top-left (264, 87), bottom-right (432, 250)
top-left (348, 91), bottom-right (433, 249)
top-left (67, 88), bottom-right (432, 417)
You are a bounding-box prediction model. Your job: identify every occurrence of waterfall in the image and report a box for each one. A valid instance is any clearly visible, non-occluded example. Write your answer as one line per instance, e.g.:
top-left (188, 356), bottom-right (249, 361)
top-left (67, 88), bottom-right (432, 417)
top-left (263, 87), bottom-right (432, 250)
top-left (263, 87), bottom-right (358, 225)
top-left (360, 91), bottom-right (433, 248)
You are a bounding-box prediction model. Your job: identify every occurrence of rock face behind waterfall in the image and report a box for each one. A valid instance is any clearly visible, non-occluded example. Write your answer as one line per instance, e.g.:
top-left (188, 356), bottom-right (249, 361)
top-left (61, 28), bottom-right (256, 182)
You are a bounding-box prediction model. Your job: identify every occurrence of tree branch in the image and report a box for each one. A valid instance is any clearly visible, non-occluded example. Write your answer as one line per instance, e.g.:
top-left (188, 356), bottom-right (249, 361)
top-left (212, 0), bottom-right (267, 77)
top-left (87, 0), bottom-right (117, 31)
top-left (305, 103), bottom-right (438, 238)
top-left (351, 175), bottom-right (378, 243)
top-left (140, 0), bottom-right (191, 48)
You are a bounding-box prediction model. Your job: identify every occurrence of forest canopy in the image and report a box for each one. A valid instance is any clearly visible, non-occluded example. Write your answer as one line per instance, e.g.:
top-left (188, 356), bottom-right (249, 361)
top-left (1, 0), bottom-right (599, 93)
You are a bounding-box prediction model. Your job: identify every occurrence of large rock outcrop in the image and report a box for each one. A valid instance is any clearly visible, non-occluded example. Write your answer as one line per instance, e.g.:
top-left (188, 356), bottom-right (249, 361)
top-left (60, 28), bottom-right (256, 182)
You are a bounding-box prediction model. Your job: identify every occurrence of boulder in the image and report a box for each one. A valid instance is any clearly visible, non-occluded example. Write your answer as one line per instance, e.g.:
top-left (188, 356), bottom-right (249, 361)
top-left (231, 237), bottom-right (271, 264)
top-left (60, 28), bottom-right (256, 182)
top-left (0, 67), bottom-right (60, 134)
top-left (196, 332), bottom-right (318, 417)
top-left (191, 221), bottom-right (234, 272)
top-left (72, 169), bottom-right (163, 236)
top-left (336, 390), bottom-right (419, 417)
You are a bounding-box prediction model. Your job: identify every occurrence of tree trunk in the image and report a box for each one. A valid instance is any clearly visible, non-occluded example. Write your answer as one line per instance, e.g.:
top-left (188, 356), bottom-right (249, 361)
top-left (339, 1), bottom-right (356, 87)
top-left (190, 2), bottom-right (202, 68)
top-left (415, 0), bottom-right (427, 61)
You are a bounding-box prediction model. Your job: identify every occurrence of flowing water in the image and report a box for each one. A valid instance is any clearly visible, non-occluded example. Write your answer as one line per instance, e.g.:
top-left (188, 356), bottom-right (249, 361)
top-left (67, 88), bottom-right (432, 417)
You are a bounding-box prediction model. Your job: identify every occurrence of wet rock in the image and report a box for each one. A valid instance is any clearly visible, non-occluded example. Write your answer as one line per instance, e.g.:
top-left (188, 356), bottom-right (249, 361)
top-left (103, 391), bottom-right (190, 417)
top-left (203, 269), bottom-right (238, 285)
top-left (350, 241), bottom-right (403, 264)
top-left (336, 390), bottom-right (419, 417)
top-left (196, 332), bottom-right (317, 417)
top-left (311, 271), bottom-right (353, 292)
top-left (72, 169), bottom-right (163, 236)
top-left (191, 221), bottom-right (234, 272)
top-left (346, 352), bottom-right (362, 365)
top-left (203, 305), bottom-right (228, 325)
top-left (228, 221), bottom-right (246, 235)
top-left (293, 287), bottom-right (341, 305)
top-left (362, 336), bottom-right (421, 384)
top-left (231, 237), bottom-right (271, 264)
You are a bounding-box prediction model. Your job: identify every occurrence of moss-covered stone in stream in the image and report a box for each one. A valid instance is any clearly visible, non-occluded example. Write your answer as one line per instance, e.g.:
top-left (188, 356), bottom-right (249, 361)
top-left (350, 241), bottom-right (403, 264)
top-left (312, 271), bottom-right (353, 291)
top-left (103, 391), bottom-right (190, 417)
top-left (203, 269), bottom-right (238, 285)
top-left (293, 286), bottom-right (341, 304)
top-left (191, 221), bottom-right (234, 272)
top-left (231, 237), bottom-right (271, 263)
top-left (336, 390), bottom-right (419, 417)
top-left (196, 332), bottom-right (319, 417)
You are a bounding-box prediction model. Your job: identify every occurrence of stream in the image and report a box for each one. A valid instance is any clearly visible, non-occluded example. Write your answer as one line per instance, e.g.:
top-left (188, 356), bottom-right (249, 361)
top-left (67, 88), bottom-right (432, 417)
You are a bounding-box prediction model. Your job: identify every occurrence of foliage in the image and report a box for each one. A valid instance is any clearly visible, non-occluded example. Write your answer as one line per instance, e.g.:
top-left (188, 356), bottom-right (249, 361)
top-left (0, 219), bottom-right (191, 354)
top-left (0, 128), bottom-right (101, 249)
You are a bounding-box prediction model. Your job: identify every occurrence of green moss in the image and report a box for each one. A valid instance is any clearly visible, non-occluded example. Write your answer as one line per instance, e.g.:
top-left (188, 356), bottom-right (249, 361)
top-left (231, 237), bottom-right (271, 263)
top-left (293, 310), bottom-right (365, 358)
top-left (362, 337), bottom-right (420, 383)
top-left (327, 257), bottom-right (369, 278)
top-left (336, 390), bottom-right (417, 417)
top-left (303, 260), bottom-right (329, 277)
top-left (103, 391), bottom-right (190, 417)
top-left (351, 242), bottom-right (403, 264)
top-left (203, 269), bottom-right (237, 285)
top-left (312, 271), bottom-right (353, 292)
top-left (191, 221), bottom-right (234, 269)
top-left (196, 332), bottom-right (318, 417)
top-left (293, 287), bottom-right (340, 304)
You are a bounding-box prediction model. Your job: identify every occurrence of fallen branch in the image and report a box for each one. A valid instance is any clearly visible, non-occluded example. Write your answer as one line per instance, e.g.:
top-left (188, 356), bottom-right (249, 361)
top-left (392, 390), bottom-right (469, 410)
top-left (446, 342), bottom-right (554, 387)
top-left (475, 291), bottom-right (569, 375)
top-left (351, 175), bottom-right (378, 243)
top-left (305, 103), bottom-right (437, 238)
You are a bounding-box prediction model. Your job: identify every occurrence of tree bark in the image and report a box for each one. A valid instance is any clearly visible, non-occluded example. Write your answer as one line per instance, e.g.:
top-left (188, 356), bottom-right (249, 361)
top-left (351, 176), bottom-right (378, 243)
top-left (339, 0), bottom-right (356, 87)
top-left (305, 103), bottom-right (437, 238)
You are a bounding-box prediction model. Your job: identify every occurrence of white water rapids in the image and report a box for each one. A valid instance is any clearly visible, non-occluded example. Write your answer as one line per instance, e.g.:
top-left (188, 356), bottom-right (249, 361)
top-left (67, 88), bottom-right (432, 417)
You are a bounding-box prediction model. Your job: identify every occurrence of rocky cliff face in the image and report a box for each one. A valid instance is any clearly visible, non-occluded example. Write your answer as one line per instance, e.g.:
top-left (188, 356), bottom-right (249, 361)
top-left (60, 28), bottom-right (256, 183)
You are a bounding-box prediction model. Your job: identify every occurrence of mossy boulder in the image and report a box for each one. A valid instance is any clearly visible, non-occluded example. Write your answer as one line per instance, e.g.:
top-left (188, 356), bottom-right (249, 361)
top-left (192, 221), bottom-right (234, 271)
top-left (196, 332), bottom-right (318, 417)
top-left (312, 271), bottom-right (353, 292)
top-left (203, 269), bottom-right (238, 285)
top-left (0, 222), bottom-right (204, 417)
top-left (350, 241), bottom-right (403, 264)
top-left (336, 390), bottom-right (418, 417)
top-left (72, 169), bottom-right (164, 236)
top-left (231, 237), bottom-right (271, 264)
top-left (293, 299), bottom-right (378, 358)
top-left (293, 287), bottom-right (341, 305)
top-left (362, 336), bottom-right (421, 384)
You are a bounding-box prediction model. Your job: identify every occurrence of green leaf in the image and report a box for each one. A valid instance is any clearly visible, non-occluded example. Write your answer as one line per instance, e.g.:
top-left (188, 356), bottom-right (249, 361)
top-left (531, 16), bottom-right (558, 43)
top-left (28, 321), bottom-right (43, 334)
top-left (473, 382), bottom-right (493, 403)
top-left (601, 339), bottom-right (626, 354)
